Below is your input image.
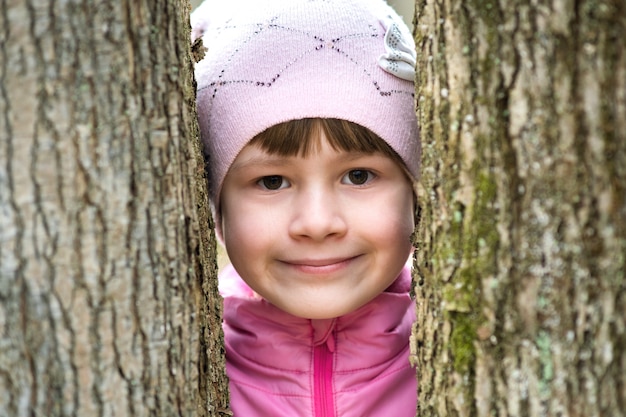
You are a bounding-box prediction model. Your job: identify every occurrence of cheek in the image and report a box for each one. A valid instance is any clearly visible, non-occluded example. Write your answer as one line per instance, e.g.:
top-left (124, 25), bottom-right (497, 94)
top-left (221, 198), bottom-right (252, 259)
top-left (386, 193), bottom-right (416, 258)
top-left (390, 197), bottom-right (415, 266)
top-left (401, 186), bottom-right (417, 231)
top-left (357, 192), bottom-right (414, 253)
top-left (405, 196), bottom-right (417, 236)
top-left (221, 201), bottom-right (276, 263)
top-left (386, 189), bottom-right (415, 237)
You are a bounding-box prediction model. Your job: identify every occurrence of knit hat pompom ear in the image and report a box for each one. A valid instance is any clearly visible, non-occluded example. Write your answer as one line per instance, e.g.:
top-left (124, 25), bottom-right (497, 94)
top-left (378, 15), bottom-right (417, 81)
top-left (192, 0), bottom-right (421, 238)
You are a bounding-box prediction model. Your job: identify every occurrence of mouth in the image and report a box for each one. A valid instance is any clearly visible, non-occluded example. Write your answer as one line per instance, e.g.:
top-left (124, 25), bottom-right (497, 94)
top-left (280, 256), bottom-right (360, 274)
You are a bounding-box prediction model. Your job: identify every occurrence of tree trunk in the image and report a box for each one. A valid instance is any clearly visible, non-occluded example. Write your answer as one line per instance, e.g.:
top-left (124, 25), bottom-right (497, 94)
top-left (411, 0), bottom-right (625, 416)
top-left (0, 1), bottom-right (229, 416)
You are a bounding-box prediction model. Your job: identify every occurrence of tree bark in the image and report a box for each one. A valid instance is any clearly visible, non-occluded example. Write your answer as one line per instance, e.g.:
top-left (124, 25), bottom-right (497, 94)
top-left (411, 0), bottom-right (625, 416)
top-left (0, 1), bottom-right (229, 416)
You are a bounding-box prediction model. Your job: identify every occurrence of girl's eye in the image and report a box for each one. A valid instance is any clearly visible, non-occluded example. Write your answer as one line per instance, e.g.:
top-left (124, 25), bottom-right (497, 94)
top-left (258, 175), bottom-right (289, 190)
top-left (342, 169), bottom-right (374, 185)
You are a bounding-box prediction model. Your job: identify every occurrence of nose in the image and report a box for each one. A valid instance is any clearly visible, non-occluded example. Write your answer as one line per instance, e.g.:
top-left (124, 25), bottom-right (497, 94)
top-left (288, 186), bottom-right (347, 241)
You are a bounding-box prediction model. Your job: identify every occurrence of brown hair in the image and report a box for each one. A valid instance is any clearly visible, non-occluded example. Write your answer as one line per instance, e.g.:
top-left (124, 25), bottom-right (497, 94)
top-left (248, 118), bottom-right (407, 171)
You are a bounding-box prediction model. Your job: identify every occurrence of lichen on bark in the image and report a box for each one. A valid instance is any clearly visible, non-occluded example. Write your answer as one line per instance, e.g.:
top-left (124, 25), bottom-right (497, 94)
top-left (412, 1), bottom-right (626, 416)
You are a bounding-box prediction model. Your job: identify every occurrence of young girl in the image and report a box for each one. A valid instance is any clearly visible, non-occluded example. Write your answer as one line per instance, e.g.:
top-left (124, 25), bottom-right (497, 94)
top-left (192, 0), bottom-right (420, 415)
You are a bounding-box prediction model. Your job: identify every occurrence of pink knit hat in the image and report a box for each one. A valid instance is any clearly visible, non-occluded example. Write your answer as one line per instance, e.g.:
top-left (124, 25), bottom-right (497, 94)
top-left (192, 0), bottom-right (420, 214)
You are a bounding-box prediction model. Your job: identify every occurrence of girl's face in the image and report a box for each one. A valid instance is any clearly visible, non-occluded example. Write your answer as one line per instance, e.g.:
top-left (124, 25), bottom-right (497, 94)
top-left (220, 132), bottom-right (414, 319)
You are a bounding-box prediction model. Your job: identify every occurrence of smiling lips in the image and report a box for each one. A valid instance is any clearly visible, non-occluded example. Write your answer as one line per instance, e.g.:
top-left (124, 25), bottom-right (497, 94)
top-left (282, 256), bottom-right (360, 275)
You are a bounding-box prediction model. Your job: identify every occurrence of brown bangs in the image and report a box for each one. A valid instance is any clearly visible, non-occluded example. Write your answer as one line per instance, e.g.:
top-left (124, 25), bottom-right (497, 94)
top-left (248, 118), bottom-right (405, 167)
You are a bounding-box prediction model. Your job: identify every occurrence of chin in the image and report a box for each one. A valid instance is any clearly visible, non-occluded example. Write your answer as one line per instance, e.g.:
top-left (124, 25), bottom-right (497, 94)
top-left (282, 302), bottom-right (362, 320)
top-left (300, 311), bottom-right (344, 320)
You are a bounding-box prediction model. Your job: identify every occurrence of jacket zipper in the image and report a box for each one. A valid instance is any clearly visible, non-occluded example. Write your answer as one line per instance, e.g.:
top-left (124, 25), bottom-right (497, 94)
top-left (313, 342), bottom-right (335, 417)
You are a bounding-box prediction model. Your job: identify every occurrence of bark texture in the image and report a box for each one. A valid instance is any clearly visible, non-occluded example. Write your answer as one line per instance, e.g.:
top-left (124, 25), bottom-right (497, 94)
top-left (411, 0), bottom-right (625, 416)
top-left (0, 0), bottom-right (229, 416)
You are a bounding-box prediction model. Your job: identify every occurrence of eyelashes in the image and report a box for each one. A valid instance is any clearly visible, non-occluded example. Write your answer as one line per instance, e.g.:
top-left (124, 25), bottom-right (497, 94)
top-left (258, 175), bottom-right (290, 190)
top-left (342, 169), bottom-right (374, 185)
top-left (257, 169), bottom-right (376, 191)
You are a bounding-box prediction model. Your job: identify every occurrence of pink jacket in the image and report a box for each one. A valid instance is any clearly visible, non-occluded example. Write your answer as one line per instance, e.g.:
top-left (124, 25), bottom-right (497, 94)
top-left (219, 264), bottom-right (417, 416)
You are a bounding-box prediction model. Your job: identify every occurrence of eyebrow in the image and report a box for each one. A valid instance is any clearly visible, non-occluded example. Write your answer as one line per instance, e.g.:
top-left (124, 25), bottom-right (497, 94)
top-left (228, 150), bottom-right (378, 173)
top-left (228, 155), bottom-right (296, 173)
